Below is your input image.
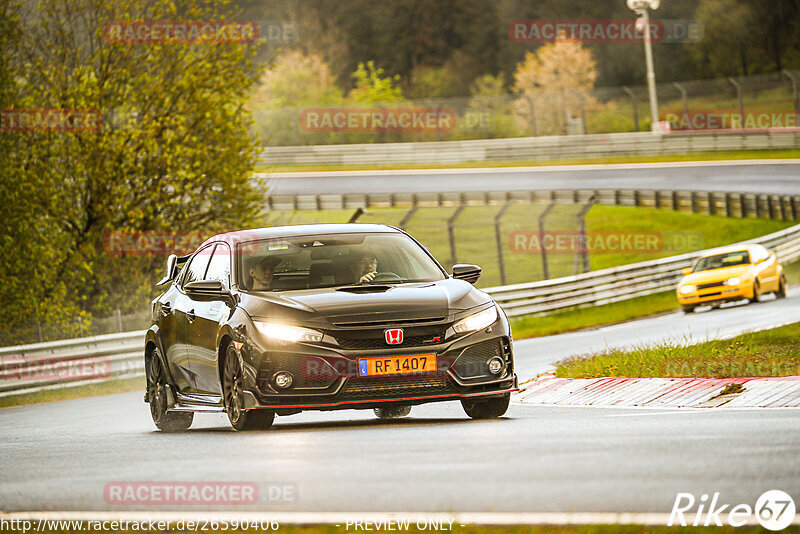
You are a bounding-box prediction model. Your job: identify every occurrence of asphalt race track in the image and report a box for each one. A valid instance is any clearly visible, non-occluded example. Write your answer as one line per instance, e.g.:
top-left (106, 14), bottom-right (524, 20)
top-left (2, 161), bottom-right (800, 515)
top-left (261, 160), bottom-right (800, 196)
top-left (1, 291), bottom-right (799, 514)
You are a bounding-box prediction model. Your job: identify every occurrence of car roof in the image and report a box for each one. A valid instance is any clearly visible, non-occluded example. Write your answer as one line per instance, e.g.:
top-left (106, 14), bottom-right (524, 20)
top-left (697, 243), bottom-right (763, 258)
top-left (198, 223), bottom-right (400, 249)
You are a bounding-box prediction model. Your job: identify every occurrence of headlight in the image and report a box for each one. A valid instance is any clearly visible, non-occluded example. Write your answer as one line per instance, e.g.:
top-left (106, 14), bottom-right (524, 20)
top-left (254, 322), bottom-right (323, 343)
top-left (453, 306), bottom-right (498, 334)
top-left (725, 277), bottom-right (740, 286)
top-left (679, 285), bottom-right (697, 294)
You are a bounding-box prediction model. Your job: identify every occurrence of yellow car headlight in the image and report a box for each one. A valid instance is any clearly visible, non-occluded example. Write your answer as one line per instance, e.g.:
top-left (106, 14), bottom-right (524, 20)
top-left (725, 277), bottom-right (741, 286)
top-left (453, 306), bottom-right (498, 334)
top-left (679, 284), bottom-right (697, 294)
top-left (254, 322), bottom-right (323, 343)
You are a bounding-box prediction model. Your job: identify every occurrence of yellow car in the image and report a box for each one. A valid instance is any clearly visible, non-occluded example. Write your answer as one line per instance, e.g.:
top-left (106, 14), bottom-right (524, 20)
top-left (677, 244), bottom-right (786, 313)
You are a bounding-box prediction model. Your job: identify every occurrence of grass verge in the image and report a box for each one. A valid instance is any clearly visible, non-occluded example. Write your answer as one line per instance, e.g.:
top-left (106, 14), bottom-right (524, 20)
top-left (0, 376), bottom-right (142, 409)
top-left (555, 320), bottom-right (800, 379)
top-left (256, 148), bottom-right (800, 173)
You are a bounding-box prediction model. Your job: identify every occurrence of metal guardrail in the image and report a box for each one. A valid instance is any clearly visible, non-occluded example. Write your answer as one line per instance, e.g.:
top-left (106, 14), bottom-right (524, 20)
top-left (259, 130), bottom-right (800, 167)
top-left (484, 222), bottom-right (800, 317)
top-left (0, 331), bottom-right (145, 398)
top-left (2, 222), bottom-right (799, 398)
top-left (266, 188), bottom-right (800, 222)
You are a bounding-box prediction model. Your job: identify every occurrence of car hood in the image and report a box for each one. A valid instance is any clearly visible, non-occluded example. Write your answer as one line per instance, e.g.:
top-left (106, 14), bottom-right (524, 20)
top-left (240, 278), bottom-right (490, 325)
top-left (680, 265), bottom-right (752, 285)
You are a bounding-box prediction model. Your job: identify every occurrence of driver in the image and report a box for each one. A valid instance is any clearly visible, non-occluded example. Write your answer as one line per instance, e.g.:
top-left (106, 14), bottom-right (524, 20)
top-left (353, 252), bottom-right (378, 283)
top-left (249, 256), bottom-right (281, 290)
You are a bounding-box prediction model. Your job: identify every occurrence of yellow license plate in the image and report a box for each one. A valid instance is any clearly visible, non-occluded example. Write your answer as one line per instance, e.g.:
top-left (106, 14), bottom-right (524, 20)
top-left (358, 354), bottom-right (437, 376)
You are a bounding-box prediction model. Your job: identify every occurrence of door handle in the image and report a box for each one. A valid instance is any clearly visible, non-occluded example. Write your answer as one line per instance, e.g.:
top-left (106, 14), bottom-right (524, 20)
top-left (187, 309), bottom-right (196, 322)
top-left (161, 303), bottom-right (172, 315)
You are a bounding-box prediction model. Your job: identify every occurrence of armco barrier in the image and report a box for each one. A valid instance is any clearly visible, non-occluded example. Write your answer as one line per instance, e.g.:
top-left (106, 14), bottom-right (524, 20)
top-left (259, 130), bottom-right (800, 167)
top-left (265, 188), bottom-right (800, 222)
top-left (1, 223), bottom-right (799, 398)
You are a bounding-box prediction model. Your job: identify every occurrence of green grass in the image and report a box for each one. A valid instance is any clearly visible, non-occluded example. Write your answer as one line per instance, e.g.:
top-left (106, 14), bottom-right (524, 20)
top-left (256, 148), bottom-right (800, 172)
top-left (0, 376), bottom-right (142, 409)
top-left (510, 291), bottom-right (678, 339)
top-left (555, 320), bottom-right (800, 379)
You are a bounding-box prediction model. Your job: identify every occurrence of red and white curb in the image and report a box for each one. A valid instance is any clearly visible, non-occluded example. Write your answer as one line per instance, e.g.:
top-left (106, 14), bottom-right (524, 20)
top-left (515, 374), bottom-right (800, 408)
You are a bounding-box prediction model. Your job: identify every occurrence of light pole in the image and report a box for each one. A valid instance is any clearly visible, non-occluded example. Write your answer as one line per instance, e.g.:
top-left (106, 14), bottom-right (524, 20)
top-left (627, 0), bottom-right (660, 131)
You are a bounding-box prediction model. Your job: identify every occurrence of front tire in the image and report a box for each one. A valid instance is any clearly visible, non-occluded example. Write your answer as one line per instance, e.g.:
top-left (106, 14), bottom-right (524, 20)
top-left (462, 393), bottom-right (510, 419)
top-left (776, 275), bottom-right (787, 299)
top-left (222, 346), bottom-right (274, 431)
top-left (682, 306), bottom-right (696, 314)
top-left (374, 406), bottom-right (412, 419)
top-left (146, 349), bottom-right (193, 432)
top-left (751, 280), bottom-right (762, 303)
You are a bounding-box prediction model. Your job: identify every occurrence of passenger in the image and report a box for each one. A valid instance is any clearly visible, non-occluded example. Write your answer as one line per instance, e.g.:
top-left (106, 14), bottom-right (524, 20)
top-left (249, 256), bottom-right (281, 290)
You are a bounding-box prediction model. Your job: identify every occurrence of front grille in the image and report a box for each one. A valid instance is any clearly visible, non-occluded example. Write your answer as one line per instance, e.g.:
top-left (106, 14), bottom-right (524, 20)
top-left (698, 281), bottom-right (725, 290)
top-left (700, 291), bottom-right (722, 298)
top-left (336, 333), bottom-right (445, 350)
top-left (340, 374), bottom-right (453, 398)
top-left (453, 339), bottom-right (504, 379)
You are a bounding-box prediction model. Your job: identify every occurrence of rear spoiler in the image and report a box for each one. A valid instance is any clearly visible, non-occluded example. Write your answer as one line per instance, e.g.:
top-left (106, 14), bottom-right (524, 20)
top-left (156, 253), bottom-right (192, 286)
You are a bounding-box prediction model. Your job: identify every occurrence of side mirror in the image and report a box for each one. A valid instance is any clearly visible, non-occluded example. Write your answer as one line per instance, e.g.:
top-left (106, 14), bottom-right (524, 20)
top-left (756, 257), bottom-right (767, 265)
top-left (157, 254), bottom-right (179, 286)
top-left (452, 264), bottom-right (482, 284)
top-left (682, 267), bottom-right (692, 275)
top-left (184, 280), bottom-right (229, 301)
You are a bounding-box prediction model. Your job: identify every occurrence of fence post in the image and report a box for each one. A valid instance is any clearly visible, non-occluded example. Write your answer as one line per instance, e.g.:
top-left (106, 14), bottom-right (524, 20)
top-left (447, 201), bottom-right (467, 266)
top-left (690, 191), bottom-right (698, 213)
top-left (399, 198), bottom-right (419, 229)
top-left (116, 309), bottom-right (123, 332)
top-left (574, 195), bottom-right (596, 275)
top-left (673, 82), bottom-right (689, 120)
top-left (740, 193), bottom-right (747, 218)
top-left (727, 77), bottom-right (744, 127)
top-left (348, 207), bottom-right (366, 223)
top-left (672, 190), bottom-right (679, 211)
top-left (538, 202), bottom-right (556, 279)
top-left (622, 87), bottom-right (639, 132)
top-left (37, 322), bottom-right (43, 342)
top-left (783, 70), bottom-right (800, 127)
top-left (494, 201), bottom-right (515, 286)
top-left (707, 192), bottom-right (716, 216)
top-left (725, 193), bottom-right (733, 218)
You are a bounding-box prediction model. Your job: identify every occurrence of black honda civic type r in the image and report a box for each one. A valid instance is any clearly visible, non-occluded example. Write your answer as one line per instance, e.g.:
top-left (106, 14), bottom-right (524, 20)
top-left (144, 224), bottom-right (518, 431)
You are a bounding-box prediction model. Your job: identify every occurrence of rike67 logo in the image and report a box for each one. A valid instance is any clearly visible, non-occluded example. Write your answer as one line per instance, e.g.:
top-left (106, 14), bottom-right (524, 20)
top-left (669, 490), bottom-right (796, 530)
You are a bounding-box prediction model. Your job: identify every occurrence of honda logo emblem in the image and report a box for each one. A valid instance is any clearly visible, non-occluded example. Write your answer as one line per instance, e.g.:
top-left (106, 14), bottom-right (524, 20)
top-left (384, 328), bottom-right (403, 345)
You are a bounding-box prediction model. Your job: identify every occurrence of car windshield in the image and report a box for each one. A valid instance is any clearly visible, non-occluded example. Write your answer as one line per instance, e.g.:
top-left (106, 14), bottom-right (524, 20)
top-left (692, 251), bottom-right (751, 272)
top-left (236, 232), bottom-right (446, 291)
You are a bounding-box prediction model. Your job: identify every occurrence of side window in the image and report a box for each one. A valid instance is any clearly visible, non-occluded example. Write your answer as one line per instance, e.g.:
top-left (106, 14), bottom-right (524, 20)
top-left (205, 243), bottom-right (232, 290)
top-left (181, 246), bottom-right (213, 288)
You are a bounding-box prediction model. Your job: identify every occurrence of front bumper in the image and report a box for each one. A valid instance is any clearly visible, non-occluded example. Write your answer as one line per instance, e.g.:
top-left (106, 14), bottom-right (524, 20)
top-left (677, 283), bottom-right (749, 306)
top-left (240, 323), bottom-right (518, 411)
